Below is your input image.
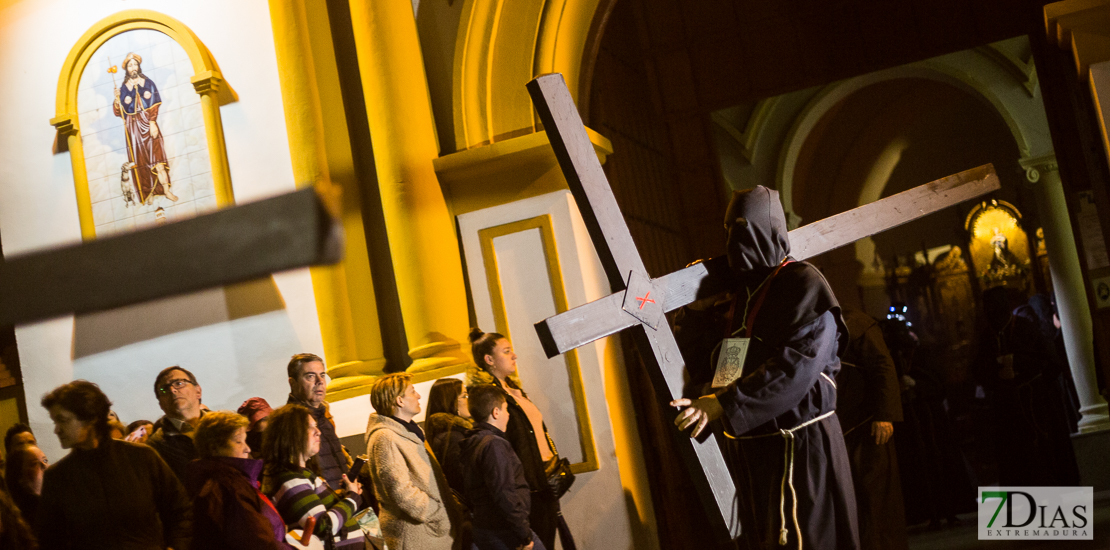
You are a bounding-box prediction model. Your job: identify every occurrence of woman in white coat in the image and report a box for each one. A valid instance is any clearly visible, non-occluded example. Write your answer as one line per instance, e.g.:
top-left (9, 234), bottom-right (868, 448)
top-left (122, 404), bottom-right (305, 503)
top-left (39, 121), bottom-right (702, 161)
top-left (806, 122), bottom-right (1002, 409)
top-left (365, 372), bottom-right (458, 550)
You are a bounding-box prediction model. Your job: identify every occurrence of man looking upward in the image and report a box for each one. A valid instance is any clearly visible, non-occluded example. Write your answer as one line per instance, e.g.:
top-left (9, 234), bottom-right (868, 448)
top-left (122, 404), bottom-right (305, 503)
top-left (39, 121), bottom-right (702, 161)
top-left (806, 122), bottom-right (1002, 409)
top-left (287, 353), bottom-right (352, 490)
top-left (147, 366), bottom-right (205, 480)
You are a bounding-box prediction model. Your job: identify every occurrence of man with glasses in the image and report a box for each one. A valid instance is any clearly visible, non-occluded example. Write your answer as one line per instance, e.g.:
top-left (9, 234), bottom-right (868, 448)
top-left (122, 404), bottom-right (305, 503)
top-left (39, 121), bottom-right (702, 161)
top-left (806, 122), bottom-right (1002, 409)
top-left (286, 352), bottom-right (353, 490)
top-left (148, 365), bottom-right (206, 480)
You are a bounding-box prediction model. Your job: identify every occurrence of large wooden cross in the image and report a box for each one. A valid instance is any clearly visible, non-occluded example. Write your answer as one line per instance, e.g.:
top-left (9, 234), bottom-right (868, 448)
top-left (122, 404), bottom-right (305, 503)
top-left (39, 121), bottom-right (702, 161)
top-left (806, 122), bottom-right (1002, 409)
top-left (0, 188), bottom-right (342, 325)
top-left (525, 73), bottom-right (1000, 540)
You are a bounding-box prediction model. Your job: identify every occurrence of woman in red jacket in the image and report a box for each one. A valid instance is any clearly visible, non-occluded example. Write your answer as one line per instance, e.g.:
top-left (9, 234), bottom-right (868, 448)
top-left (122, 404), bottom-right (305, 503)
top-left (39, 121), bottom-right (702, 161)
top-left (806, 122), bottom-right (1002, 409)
top-left (186, 411), bottom-right (294, 549)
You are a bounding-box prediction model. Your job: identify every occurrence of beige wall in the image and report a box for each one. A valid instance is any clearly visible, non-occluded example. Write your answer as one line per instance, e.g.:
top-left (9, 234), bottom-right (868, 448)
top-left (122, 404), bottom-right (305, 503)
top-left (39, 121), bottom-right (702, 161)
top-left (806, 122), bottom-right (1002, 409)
top-left (0, 0), bottom-right (324, 459)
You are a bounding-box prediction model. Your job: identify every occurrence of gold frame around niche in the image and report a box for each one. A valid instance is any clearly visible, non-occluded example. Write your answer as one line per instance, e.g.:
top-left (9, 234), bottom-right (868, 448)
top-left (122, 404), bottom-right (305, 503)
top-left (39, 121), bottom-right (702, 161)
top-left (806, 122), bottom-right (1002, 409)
top-left (51, 9), bottom-right (238, 240)
top-left (478, 215), bottom-right (600, 475)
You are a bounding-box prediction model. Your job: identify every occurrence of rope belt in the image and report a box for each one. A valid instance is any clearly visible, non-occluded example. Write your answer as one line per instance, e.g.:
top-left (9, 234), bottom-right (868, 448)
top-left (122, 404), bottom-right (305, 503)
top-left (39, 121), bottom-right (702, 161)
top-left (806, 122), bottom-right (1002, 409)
top-left (725, 398), bottom-right (836, 549)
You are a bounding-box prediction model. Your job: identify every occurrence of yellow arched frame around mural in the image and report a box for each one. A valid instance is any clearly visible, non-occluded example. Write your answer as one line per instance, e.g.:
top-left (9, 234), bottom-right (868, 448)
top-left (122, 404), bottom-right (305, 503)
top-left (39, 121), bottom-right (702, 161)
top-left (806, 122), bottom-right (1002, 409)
top-left (50, 9), bottom-right (237, 240)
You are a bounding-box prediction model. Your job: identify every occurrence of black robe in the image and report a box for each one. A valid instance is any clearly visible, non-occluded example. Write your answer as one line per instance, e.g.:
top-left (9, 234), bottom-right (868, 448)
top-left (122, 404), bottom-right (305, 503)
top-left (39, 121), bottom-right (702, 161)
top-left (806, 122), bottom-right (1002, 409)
top-left (837, 308), bottom-right (908, 550)
top-left (976, 300), bottom-right (1080, 487)
top-left (676, 186), bottom-right (859, 550)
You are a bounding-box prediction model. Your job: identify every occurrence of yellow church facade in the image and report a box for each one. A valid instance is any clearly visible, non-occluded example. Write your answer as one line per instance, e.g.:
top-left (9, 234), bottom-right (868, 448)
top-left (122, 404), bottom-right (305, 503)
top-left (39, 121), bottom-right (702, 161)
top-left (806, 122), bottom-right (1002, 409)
top-left (0, 1), bottom-right (657, 547)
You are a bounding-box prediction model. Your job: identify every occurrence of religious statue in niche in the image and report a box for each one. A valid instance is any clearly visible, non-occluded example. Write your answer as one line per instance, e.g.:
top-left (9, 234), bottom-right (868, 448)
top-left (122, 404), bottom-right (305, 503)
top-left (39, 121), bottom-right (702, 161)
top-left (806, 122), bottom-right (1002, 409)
top-left (965, 200), bottom-right (1034, 293)
top-left (113, 52), bottom-right (178, 205)
top-left (988, 228), bottom-right (1021, 274)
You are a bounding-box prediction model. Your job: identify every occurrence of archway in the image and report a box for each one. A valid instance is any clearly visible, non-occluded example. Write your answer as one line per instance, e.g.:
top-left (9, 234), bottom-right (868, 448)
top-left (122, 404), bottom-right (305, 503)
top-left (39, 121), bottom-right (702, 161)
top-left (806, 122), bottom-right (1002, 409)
top-left (788, 77), bottom-right (1031, 312)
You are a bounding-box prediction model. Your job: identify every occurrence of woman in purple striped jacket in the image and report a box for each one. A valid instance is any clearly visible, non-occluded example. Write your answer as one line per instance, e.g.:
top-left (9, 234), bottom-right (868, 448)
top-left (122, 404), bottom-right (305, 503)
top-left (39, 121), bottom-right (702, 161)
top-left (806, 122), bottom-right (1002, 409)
top-left (262, 404), bottom-right (365, 549)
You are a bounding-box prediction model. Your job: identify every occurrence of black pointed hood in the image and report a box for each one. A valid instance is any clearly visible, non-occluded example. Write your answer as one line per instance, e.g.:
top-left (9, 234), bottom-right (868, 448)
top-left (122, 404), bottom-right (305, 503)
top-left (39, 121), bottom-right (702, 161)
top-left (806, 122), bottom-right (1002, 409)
top-left (721, 186), bottom-right (848, 355)
top-left (725, 186), bottom-right (791, 273)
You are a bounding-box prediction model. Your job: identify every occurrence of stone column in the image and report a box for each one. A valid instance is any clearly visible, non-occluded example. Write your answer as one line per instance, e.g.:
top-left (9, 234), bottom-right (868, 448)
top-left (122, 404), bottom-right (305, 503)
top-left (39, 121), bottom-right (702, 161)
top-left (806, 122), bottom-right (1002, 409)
top-left (1021, 153), bottom-right (1110, 432)
top-left (346, 0), bottom-right (470, 375)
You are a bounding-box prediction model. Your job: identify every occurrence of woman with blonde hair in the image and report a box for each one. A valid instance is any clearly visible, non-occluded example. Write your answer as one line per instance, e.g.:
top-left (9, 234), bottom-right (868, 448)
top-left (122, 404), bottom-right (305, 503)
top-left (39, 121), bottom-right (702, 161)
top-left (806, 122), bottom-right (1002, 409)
top-left (468, 328), bottom-right (573, 550)
top-left (365, 372), bottom-right (457, 549)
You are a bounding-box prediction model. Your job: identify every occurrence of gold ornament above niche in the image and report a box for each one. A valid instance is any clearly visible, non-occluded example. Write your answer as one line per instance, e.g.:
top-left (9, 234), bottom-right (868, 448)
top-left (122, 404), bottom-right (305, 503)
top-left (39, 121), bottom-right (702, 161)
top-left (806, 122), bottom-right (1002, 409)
top-left (964, 199), bottom-right (1034, 292)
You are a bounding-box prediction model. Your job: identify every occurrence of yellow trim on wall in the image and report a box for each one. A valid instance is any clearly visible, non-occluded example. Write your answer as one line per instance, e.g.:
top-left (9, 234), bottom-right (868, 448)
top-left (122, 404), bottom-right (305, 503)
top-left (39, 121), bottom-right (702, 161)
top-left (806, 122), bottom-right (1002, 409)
top-left (51, 10), bottom-right (237, 240)
top-left (477, 215), bottom-right (599, 474)
top-left (267, 0), bottom-right (393, 402)
top-left (533, 0), bottom-right (604, 120)
top-left (435, 128), bottom-right (612, 217)
top-left (349, 0), bottom-right (473, 380)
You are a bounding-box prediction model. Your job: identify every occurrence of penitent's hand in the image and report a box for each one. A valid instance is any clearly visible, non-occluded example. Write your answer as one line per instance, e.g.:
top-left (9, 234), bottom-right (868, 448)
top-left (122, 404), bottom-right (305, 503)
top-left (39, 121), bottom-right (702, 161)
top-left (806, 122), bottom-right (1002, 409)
top-left (341, 474), bottom-right (361, 495)
top-left (670, 395), bottom-right (723, 438)
top-left (871, 421), bottom-right (893, 445)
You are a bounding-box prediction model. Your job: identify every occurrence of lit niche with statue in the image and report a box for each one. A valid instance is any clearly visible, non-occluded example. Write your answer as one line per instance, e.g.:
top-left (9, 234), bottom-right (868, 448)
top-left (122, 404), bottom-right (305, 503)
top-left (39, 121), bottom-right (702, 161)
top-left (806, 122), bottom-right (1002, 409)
top-left (964, 200), bottom-right (1036, 293)
top-left (865, 200), bottom-right (1051, 386)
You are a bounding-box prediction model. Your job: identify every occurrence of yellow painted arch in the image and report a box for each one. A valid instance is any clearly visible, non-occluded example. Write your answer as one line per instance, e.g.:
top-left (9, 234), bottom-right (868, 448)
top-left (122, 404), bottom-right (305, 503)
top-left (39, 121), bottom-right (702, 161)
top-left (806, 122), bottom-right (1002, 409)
top-left (452, 0), bottom-right (604, 150)
top-left (51, 9), bottom-right (237, 239)
top-left (54, 9), bottom-right (235, 119)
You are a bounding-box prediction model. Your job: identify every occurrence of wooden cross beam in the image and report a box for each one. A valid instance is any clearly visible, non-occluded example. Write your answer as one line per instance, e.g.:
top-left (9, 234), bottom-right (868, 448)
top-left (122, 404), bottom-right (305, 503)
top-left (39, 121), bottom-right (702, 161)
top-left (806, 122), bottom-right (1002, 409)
top-left (525, 73), bottom-right (1000, 541)
top-left (536, 163), bottom-right (1001, 358)
top-left (0, 188), bottom-right (342, 325)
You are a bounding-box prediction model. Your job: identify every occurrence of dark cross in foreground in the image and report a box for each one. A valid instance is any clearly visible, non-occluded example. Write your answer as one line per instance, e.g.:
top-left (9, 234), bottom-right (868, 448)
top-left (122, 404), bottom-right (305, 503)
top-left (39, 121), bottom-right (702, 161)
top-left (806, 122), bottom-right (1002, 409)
top-left (0, 188), bottom-right (342, 325)
top-left (526, 73), bottom-right (1000, 541)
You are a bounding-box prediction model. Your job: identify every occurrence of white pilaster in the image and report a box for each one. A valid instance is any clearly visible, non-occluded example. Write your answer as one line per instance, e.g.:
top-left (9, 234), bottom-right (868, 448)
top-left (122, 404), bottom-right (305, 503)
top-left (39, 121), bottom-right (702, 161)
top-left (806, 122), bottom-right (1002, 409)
top-left (1021, 153), bottom-right (1110, 432)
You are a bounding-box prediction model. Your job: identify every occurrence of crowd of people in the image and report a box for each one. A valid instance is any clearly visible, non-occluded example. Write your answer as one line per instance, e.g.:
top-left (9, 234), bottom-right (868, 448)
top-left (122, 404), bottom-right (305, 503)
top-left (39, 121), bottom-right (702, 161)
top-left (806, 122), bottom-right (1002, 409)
top-left (0, 330), bottom-right (575, 550)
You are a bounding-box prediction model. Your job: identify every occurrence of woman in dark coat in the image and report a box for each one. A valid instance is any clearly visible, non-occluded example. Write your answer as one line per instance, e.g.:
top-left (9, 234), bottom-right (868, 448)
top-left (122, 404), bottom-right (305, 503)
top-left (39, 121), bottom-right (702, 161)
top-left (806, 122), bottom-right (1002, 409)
top-left (185, 410), bottom-right (294, 549)
top-left (36, 380), bottom-right (193, 550)
top-left (425, 378), bottom-right (474, 495)
top-left (468, 328), bottom-right (569, 550)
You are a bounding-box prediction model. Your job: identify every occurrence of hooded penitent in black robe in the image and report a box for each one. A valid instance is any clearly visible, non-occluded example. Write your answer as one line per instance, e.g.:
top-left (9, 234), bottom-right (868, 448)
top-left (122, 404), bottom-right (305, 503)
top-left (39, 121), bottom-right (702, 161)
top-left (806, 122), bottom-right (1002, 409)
top-left (675, 186), bottom-right (859, 550)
